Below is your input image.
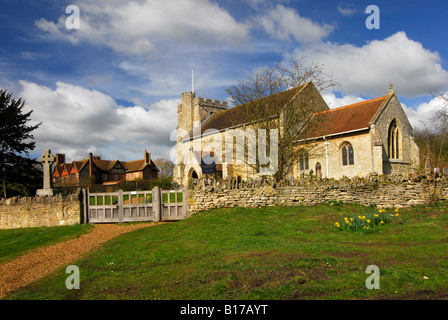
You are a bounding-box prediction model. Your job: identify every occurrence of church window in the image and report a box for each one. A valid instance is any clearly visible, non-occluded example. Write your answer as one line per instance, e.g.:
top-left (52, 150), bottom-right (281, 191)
top-left (341, 142), bottom-right (354, 166)
top-left (299, 150), bottom-right (309, 171)
top-left (388, 120), bottom-right (401, 159)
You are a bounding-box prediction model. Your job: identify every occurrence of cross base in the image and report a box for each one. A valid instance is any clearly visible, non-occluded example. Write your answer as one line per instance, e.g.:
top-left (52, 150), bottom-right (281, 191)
top-left (36, 189), bottom-right (59, 197)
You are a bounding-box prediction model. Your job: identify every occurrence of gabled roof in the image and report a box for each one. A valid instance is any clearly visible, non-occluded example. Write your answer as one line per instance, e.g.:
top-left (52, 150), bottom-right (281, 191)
top-left (70, 160), bottom-right (88, 174)
top-left (122, 159), bottom-right (159, 173)
top-left (300, 94), bottom-right (390, 140)
top-left (93, 159), bottom-right (126, 173)
top-left (187, 82), bottom-right (310, 139)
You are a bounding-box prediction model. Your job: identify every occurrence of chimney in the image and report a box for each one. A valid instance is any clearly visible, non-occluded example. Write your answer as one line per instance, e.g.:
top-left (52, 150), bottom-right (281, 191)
top-left (55, 153), bottom-right (65, 164)
top-left (145, 149), bottom-right (151, 164)
top-left (89, 153), bottom-right (93, 177)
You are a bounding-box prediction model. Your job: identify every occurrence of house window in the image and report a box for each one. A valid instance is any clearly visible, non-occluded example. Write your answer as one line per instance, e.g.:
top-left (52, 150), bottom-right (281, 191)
top-left (299, 150), bottom-right (309, 171)
top-left (388, 119), bottom-right (401, 159)
top-left (341, 142), bottom-right (354, 166)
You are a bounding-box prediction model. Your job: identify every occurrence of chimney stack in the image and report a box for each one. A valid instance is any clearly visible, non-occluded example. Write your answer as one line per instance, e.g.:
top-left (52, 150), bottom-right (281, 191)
top-left (89, 153), bottom-right (93, 177)
top-left (55, 153), bottom-right (65, 164)
top-left (145, 149), bottom-right (151, 164)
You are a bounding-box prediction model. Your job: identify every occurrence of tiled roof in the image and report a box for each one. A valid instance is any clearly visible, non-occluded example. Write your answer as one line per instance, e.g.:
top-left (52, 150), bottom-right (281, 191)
top-left (52, 156), bottom-right (158, 176)
top-left (301, 95), bottom-right (389, 139)
top-left (122, 160), bottom-right (146, 173)
top-left (188, 83), bottom-right (309, 138)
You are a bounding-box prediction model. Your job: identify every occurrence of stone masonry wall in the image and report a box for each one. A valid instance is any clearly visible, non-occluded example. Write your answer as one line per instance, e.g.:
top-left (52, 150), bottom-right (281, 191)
top-left (189, 174), bottom-right (448, 214)
top-left (0, 191), bottom-right (82, 230)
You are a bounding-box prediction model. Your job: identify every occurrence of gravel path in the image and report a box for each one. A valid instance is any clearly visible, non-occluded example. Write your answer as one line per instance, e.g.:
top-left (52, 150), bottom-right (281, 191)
top-left (0, 222), bottom-right (163, 299)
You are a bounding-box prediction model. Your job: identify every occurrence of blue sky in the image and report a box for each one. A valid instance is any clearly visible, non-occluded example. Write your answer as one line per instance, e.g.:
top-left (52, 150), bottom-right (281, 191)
top-left (1, 0), bottom-right (448, 162)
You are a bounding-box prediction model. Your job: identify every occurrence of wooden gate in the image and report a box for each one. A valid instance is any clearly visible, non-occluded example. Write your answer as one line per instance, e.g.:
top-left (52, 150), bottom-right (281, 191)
top-left (84, 187), bottom-right (189, 224)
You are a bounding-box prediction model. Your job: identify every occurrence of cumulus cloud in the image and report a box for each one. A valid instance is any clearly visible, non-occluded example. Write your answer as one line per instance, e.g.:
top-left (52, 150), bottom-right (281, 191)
top-left (35, 0), bottom-right (250, 57)
top-left (19, 81), bottom-right (178, 161)
top-left (322, 93), bottom-right (365, 109)
top-left (402, 94), bottom-right (448, 132)
top-left (292, 32), bottom-right (448, 98)
top-left (257, 4), bottom-right (334, 43)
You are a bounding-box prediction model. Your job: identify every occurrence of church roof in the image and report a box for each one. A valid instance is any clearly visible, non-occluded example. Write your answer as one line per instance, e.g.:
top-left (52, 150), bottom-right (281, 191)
top-left (300, 94), bottom-right (390, 139)
top-left (188, 82), bottom-right (310, 138)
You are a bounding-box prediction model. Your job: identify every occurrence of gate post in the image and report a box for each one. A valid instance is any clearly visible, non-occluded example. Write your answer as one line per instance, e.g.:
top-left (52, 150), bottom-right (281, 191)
top-left (153, 186), bottom-right (162, 222)
top-left (182, 186), bottom-right (190, 218)
top-left (118, 190), bottom-right (124, 223)
top-left (81, 188), bottom-right (89, 224)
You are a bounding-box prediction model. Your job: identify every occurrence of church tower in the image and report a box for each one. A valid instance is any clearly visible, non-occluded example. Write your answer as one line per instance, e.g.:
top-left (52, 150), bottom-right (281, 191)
top-left (177, 91), bottom-right (228, 141)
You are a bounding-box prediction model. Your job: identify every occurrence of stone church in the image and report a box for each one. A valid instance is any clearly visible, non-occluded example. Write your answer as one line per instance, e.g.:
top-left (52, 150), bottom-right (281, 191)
top-left (173, 82), bottom-right (420, 187)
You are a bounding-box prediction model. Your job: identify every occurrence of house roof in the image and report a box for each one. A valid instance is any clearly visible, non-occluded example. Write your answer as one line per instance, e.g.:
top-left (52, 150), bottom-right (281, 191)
top-left (52, 156), bottom-right (159, 176)
top-left (187, 82), bottom-right (310, 139)
top-left (122, 159), bottom-right (158, 173)
top-left (300, 94), bottom-right (390, 140)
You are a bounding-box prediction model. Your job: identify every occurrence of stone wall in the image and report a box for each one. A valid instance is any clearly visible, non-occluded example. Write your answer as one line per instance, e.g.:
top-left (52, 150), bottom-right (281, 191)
top-left (0, 191), bottom-right (82, 230)
top-left (189, 174), bottom-right (448, 214)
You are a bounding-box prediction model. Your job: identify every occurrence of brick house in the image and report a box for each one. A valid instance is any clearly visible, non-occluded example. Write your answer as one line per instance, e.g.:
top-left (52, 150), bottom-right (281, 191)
top-left (52, 150), bottom-right (159, 186)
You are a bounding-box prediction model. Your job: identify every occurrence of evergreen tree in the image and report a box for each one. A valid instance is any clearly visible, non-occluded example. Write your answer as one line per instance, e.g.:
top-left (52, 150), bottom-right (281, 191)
top-left (0, 89), bottom-right (41, 197)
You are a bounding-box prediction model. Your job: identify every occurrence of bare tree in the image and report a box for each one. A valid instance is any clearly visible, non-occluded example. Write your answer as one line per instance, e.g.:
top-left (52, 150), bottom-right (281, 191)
top-left (153, 158), bottom-right (174, 179)
top-left (224, 57), bottom-right (338, 180)
top-left (413, 91), bottom-right (448, 203)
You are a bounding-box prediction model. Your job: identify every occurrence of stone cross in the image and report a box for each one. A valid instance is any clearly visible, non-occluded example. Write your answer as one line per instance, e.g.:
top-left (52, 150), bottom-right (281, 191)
top-left (39, 149), bottom-right (55, 190)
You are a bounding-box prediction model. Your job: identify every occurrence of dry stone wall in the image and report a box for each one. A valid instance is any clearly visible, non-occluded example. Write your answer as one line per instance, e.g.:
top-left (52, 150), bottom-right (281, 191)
top-left (189, 174), bottom-right (448, 214)
top-left (0, 191), bottom-right (82, 230)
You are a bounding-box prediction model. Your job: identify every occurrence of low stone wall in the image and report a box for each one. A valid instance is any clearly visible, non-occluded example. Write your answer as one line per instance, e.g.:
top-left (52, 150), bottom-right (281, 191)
top-left (0, 191), bottom-right (82, 230)
top-left (189, 174), bottom-right (448, 214)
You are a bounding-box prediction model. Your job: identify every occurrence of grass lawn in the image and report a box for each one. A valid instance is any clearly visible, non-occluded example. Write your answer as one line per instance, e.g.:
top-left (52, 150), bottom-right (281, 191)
top-left (0, 224), bottom-right (93, 264)
top-left (3, 202), bottom-right (448, 300)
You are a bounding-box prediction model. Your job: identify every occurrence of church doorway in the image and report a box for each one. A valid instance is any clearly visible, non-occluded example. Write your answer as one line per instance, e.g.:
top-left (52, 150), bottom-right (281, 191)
top-left (316, 162), bottom-right (322, 180)
top-left (188, 170), bottom-right (199, 189)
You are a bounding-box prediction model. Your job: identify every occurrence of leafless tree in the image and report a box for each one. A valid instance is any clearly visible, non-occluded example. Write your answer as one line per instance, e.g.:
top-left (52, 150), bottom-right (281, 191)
top-left (225, 57), bottom-right (338, 180)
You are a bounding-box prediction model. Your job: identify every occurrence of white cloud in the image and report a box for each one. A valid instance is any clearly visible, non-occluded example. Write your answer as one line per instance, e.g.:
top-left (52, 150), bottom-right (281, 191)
top-left (402, 94), bottom-right (448, 132)
top-left (337, 6), bottom-right (356, 16)
top-left (19, 81), bottom-right (178, 161)
top-left (292, 32), bottom-right (448, 98)
top-left (257, 4), bottom-right (334, 43)
top-left (322, 93), bottom-right (365, 109)
top-left (35, 0), bottom-right (250, 57)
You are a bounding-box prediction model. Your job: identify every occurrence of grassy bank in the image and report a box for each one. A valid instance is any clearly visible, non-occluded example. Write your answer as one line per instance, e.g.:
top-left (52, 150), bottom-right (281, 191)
top-left (0, 224), bottom-right (93, 264)
top-left (3, 202), bottom-right (448, 300)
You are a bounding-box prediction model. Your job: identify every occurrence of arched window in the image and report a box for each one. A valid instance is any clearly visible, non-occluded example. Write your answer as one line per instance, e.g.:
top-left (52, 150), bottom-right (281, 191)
top-left (388, 120), bottom-right (401, 159)
top-left (299, 150), bottom-right (309, 171)
top-left (341, 142), bottom-right (354, 166)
